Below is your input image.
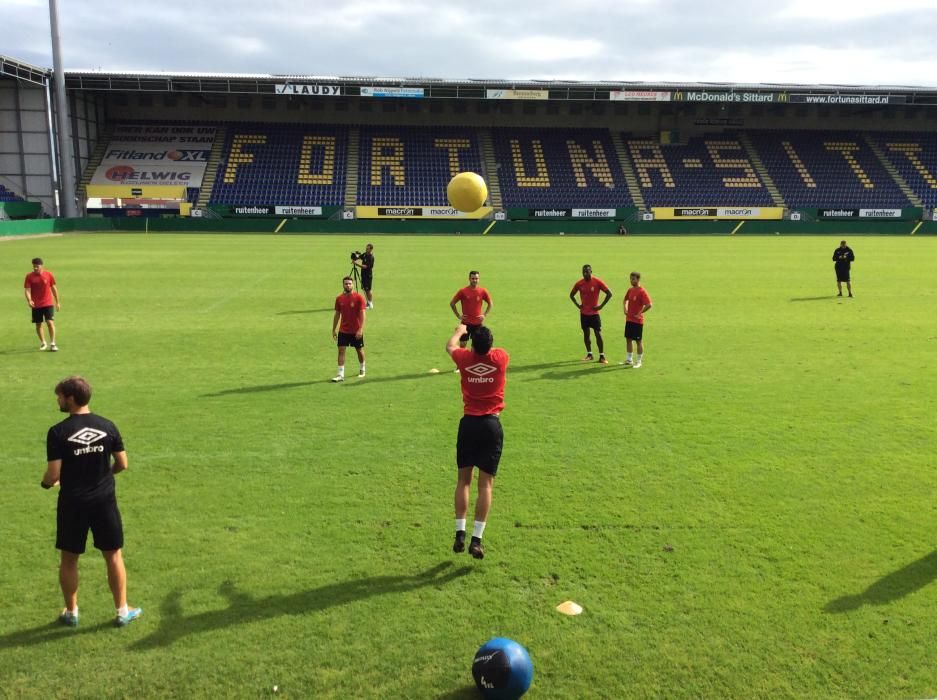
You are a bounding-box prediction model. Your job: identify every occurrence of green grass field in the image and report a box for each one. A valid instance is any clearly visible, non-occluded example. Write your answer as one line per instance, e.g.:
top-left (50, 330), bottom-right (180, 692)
top-left (1, 232), bottom-right (936, 698)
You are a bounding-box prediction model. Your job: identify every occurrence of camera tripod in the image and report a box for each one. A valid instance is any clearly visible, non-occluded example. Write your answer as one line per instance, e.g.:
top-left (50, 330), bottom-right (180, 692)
top-left (348, 262), bottom-right (361, 292)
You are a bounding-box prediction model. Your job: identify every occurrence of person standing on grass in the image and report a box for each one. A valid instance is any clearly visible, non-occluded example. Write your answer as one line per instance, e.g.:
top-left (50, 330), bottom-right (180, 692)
top-left (833, 240), bottom-right (855, 297)
top-left (353, 243), bottom-right (376, 309)
top-left (450, 271), bottom-right (493, 349)
top-left (24, 257), bottom-right (61, 351)
top-left (569, 264), bottom-right (612, 364)
top-left (446, 323), bottom-right (509, 560)
top-left (331, 276), bottom-right (367, 382)
top-left (622, 271), bottom-right (652, 369)
top-left (41, 376), bottom-right (141, 627)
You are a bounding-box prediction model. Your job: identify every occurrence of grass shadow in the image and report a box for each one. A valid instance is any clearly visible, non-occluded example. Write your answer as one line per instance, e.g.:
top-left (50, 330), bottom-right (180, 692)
top-left (203, 359), bottom-right (591, 395)
top-left (202, 380), bottom-right (324, 397)
top-left (0, 347), bottom-right (43, 356)
top-left (132, 561), bottom-right (471, 650)
top-left (824, 550), bottom-right (937, 613)
top-left (790, 296), bottom-right (837, 302)
top-left (0, 620), bottom-right (113, 650)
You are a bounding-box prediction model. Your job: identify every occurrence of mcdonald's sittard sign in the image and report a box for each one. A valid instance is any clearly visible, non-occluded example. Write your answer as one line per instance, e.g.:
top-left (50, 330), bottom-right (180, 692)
top-left (671, 91), bottom-right (789, 103)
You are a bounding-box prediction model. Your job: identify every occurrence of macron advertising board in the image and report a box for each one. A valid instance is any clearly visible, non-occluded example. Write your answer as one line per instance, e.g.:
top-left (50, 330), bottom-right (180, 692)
top-left (90, 125), bottom-right (216, 188)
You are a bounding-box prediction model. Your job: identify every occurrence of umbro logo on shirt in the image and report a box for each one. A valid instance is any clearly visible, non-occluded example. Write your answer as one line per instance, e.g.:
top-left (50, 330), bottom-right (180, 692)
top-left (67, 427), bottom-right (108, 455)
top-left (68, 428), bottom-right (108, 446)
top-left (465, 362), bottom-right (497, 383)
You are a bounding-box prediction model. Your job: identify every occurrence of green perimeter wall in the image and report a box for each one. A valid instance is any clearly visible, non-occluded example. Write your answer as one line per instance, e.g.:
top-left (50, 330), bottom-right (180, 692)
top-left (3, 218), bottom-right (937, 237)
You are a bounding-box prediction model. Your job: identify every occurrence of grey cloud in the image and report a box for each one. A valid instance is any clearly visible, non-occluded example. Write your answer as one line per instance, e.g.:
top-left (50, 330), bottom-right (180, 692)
top-left (2, 0), bottom-right (936, 85)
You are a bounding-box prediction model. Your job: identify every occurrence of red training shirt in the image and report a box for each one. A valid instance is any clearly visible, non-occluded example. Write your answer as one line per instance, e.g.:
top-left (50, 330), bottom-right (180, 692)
top-left (624, 286), bottom-right (652, 324)
top-left (24, 270), bottom-right (56, 308)
top-left (450, 347), bottom-right (509, 416)
top-left (334, 292), bottom-right (366, 333)
top-left (571, 277), bottom-right (609, 316)
top-left (451, 286), bottom-right (491, 325)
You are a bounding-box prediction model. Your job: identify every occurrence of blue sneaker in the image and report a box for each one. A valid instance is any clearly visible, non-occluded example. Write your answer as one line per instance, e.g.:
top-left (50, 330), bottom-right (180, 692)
top-left (58, 609), bottom-right (78, 627)
top-left (114, 607), bottom-right (142, 627)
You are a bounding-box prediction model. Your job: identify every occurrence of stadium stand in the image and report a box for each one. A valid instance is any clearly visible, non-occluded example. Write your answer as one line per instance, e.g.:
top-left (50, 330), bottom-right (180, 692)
top-left (625, 134), bottom-right (775, 208)
top-left (868, 131), bottom-right (937, 208)
top-left (210, 123), bottom-right (348, 207)
top-left (0, 184), bottom-right (23, 202)
top-left (493, 128), bottom-right (632, 208)
top-left (79, 121), bottom-right (936, 213)
top-left (356, 126), bottom-right (484, 206)
top-left (749, 130), bottom-right (910, 208)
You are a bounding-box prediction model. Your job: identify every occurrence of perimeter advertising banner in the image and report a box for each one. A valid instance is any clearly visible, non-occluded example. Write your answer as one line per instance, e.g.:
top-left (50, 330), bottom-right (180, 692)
top-left (360, 87), bottom-right (425, 98)
top-left (817, 208), bottom-right (903, 219)
top-left (355, 205), bottom-right (492, 219)
top-left (90, 124), bottom-right (216, 188)
top-left (211, 205), bottom-right (338, 218)
top-left (653, 207), bottom-right (784, 220)
top-left (275, 84), bottom-right (341, 96)
top-left (789, 94), bottom-right (907, 105)
top-left (486, 89), bottom-right (549, 100)
top-left (670, 91), bottom-right (788, 103)
top-left (609, 90), bottom-right (671, 101)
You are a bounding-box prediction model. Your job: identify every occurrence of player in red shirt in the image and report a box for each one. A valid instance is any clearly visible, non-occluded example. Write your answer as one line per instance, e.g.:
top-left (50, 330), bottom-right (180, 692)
top-left (622, 271), bottom-right (653, 369)
top-left (330, 276), bottom-right (367, 382)
top-left (446, 323), bottom-right (509, 560)
top-left (569, 264), bottom-right (612, 364)
top-left (450, 270), bottom-right (493, 349)
top-left (24, 257), bottom-right (61, 351)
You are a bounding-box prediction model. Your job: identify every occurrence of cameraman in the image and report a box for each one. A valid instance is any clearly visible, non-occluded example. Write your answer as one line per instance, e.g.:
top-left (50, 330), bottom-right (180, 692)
top-left (353, 243), bottom-right (375, 309)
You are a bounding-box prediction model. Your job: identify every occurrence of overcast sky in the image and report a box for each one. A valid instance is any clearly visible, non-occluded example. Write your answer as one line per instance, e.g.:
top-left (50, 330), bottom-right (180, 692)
top-left (4, 0), bottom-right (937, 87)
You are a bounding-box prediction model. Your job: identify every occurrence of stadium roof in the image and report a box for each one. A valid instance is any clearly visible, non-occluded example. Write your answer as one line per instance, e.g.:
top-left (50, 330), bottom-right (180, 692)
top-left (4, 55), bottom-right (936, 103)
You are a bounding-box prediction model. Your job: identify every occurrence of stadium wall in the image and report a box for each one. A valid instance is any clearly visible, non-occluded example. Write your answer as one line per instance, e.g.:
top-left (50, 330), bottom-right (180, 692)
top-left (0, 78), bottom-right (55, 212)
top-left (4, 217), bottom-right (935, 237)
top-left (98, 94), bottom-right (937, 134)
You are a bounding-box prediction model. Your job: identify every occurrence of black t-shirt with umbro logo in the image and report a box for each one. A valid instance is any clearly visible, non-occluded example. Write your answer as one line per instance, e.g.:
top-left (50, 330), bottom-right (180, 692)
top-left (47, 413), bottom-right (124, 502)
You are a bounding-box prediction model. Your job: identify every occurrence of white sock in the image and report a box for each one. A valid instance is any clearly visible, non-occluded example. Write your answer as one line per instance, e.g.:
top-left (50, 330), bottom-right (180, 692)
top-left (66, 605), bottom-right (78, 615)
top-left (117, 605), bottom-right (129, 617)
top-left (637, 354), bottom-right (643, 363)
top-left (337, 365), bottom-right (345, 378)
top-left (455, 518), bottom-right (466, 533)
top-left (627, 352), bottom-right (633, 362)
top-left (473, 520), bottom-right (486, 539)
top-left (359, 362), bottom-right (366, 373)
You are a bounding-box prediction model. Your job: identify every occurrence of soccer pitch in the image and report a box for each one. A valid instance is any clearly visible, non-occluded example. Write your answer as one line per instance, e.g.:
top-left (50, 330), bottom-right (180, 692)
top-left (1, 232), bottom-right (936, 698)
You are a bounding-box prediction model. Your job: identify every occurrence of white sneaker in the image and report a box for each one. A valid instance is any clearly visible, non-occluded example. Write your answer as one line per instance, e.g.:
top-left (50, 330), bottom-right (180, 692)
top-left (366, 302), bottom-right (373, 309)
top-left (358, 369), bottom-right (366, 378)
top-left (39, 342), bottom-right (48, 351)
top-left (331, 375), bottom-right (344, 383)
top-left (49, 343), bottom-right (58, 352)
top-left (633, 361), bottom-right (642, 369)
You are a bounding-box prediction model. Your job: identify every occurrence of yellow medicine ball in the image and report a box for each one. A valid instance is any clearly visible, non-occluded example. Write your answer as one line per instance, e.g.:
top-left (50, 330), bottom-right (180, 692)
top-left (447, 172), bottom-right (488, 212)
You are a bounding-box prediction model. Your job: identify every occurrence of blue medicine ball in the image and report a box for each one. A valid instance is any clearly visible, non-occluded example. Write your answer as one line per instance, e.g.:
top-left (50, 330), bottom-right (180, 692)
top-left (472, 637), bottom-right (534, 699)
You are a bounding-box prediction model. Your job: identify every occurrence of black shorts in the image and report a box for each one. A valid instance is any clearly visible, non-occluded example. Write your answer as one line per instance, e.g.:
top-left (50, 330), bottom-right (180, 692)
top-left (456, 414), bottom-right (504, 476)
top-left (361, 273), bottom-right (373, 292)
top-left (56, 494), bottom-right (124, 554)
top-left (459, 323), bottom-right (481, 343)
top-left (32, 306), bottom-right (54, 323)
top-left (580, 313), bottom-right (602, 332)
top-left (625, 321), bottom-right (644, 341)
top-left (835, 267), bottom-right (851, 282)
top-left (337, 332), bottom-right (364, 348)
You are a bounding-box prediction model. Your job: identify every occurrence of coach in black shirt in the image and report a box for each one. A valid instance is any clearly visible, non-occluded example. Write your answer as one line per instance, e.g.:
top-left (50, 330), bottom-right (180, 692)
top-left (42, 375), bottom-right (142, 627)
top-left (354, 243), bottom-right (375, 309)
top-left (832, 240), bottom-right (855, 297)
